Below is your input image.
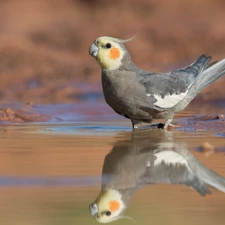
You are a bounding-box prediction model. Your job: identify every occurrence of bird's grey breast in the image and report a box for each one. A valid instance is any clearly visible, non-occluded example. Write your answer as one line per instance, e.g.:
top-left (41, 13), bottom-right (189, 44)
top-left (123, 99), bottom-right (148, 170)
top-left (101, 70), bottom-right (146, 113)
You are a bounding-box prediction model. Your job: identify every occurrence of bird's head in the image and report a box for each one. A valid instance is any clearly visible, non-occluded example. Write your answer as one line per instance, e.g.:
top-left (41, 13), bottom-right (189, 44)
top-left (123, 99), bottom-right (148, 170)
top-left (89, 189), bottom-right (126, 223)
top-left (89, 35), bottom-right (136, 71)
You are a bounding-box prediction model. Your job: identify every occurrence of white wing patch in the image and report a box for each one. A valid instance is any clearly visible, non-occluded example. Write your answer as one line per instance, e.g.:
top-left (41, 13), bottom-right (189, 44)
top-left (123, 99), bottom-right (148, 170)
top-left (154, 150), bottom-right (189, 167)
top-left (153, 90), bottom-right (188, 108)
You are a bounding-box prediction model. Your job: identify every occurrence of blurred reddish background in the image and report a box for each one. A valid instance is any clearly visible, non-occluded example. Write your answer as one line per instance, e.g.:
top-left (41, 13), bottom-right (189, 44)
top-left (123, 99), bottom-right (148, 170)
top-left (0, 0), bottom-right (225, 104)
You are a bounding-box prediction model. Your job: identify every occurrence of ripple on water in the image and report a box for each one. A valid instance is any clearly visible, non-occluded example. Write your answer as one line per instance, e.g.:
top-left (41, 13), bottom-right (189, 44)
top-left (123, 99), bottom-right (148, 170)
top-left (41, 123), bottom-right (131, 136)
top-left (214, 132), bottom-right (225, 138)
top-left (0, 176), bottom-right (101, 187)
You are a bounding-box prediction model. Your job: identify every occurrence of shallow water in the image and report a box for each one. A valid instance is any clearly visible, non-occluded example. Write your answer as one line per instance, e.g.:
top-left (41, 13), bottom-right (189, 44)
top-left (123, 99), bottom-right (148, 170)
top-left (0, 119), bottom-right (225, 225)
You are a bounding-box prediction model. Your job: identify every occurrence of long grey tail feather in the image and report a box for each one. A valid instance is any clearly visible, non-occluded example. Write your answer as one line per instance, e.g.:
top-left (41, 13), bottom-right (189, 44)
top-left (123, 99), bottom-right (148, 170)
top-left (197, 58), bottom-right (225, 92)
top-left (199, 163), bottom-right (225, 193)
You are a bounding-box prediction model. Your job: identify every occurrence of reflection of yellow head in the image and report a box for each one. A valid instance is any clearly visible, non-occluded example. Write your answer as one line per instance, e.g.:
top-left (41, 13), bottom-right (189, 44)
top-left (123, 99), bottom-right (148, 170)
top-left (93, 189), bottom-right (126, 223)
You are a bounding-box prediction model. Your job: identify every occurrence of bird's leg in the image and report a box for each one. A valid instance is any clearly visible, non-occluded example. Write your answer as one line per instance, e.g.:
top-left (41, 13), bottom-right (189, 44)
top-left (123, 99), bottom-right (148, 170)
top-left (131, 120), bottom-right (141, 131)
top-left (164, 118), bottom-right (180, 129)
top-left (164, 118), bottom-right (174, 129)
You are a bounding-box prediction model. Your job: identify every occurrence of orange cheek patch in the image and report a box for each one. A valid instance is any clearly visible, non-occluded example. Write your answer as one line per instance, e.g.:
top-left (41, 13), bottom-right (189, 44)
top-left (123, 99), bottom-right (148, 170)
top-left (109, 200), bottom-right (120, 212)
top-left (109, 48), bottom-right (120, 60)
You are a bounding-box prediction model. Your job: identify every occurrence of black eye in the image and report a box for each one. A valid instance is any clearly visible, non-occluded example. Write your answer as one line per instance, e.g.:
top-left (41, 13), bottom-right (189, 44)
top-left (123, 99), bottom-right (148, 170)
top-left (106, 43), bottom-right (111, 48)
top-left (106, 211), bottom-right (111, 216)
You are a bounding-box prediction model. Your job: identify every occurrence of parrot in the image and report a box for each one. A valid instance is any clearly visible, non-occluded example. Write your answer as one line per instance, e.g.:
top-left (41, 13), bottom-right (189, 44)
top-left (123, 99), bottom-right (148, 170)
top-left (89, 35), bottom-right (225, 130)
top-left (89, 130), bottom-right (225, 223)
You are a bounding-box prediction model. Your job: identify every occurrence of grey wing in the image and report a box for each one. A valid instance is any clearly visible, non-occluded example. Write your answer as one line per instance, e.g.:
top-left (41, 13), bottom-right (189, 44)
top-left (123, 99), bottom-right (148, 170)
top-left (137, 73), bottom-right (190, 111)
top-left (137, 54), bottom-right (212, 110)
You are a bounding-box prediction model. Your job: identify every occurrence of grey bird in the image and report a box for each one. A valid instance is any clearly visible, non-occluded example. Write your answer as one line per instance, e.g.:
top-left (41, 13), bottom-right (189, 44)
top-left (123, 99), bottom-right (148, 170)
top-left (89, 130), bottom-right (225, 223)
top-left (89, 36), bottom-right (225, 130)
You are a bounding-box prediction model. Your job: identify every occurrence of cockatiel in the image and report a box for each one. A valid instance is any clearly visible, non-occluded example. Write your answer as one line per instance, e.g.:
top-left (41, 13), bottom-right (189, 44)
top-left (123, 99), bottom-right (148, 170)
top-left (89, 36), bottom-right (225, 130)
top-left (89, 130), bottom-right (225, 223)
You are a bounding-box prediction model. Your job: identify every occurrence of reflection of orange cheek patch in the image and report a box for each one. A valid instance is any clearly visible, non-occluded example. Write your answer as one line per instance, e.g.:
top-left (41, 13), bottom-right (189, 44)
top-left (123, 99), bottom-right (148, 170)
top-left (109, 48), bottom-right (120, 60)
top-left (109, 200), bottom-right (120, 212)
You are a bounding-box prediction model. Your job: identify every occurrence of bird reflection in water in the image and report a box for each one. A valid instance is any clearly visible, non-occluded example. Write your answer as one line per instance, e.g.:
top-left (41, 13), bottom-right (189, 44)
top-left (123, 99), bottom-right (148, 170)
top-left (89, 130), bottom-right (225, 223)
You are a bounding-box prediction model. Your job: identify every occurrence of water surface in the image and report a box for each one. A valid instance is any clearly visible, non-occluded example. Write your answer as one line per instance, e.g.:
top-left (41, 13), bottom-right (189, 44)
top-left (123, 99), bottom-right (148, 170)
top-left (0, 120), bottom-right (225, 225)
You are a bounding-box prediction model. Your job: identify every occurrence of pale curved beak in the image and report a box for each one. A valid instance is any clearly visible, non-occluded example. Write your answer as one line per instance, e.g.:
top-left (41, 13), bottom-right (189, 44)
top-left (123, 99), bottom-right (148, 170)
top-left (89, 42), bottom-right (98, 57)
top-left (89, 203), bottom-right (99, 218)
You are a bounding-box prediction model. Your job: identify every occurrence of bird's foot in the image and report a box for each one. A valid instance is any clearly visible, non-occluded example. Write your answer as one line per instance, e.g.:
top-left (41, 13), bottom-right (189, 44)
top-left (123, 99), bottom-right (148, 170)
top-left (133, 124), bottom-right (140, 130)
top-left (131, 120), bottom-right (142, 131)
top-left (163, 119), bottom-right (180, 129)
top-left (165, 123), bottom-right (181, 129)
